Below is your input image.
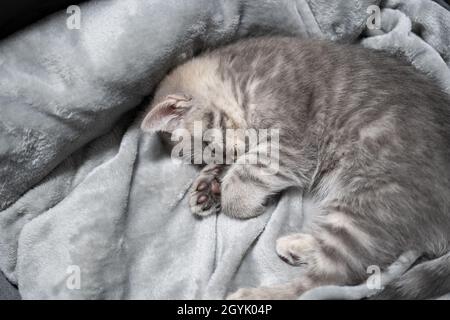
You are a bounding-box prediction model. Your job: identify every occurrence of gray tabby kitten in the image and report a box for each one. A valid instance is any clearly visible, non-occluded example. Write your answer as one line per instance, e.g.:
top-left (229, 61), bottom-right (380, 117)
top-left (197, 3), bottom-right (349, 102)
top-left (141, 37), bottom-right (450, 299)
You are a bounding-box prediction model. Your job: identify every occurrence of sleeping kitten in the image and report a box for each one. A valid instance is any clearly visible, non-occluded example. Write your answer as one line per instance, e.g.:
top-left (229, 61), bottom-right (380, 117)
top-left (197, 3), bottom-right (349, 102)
top-left (141, 37), bottom-right (450, 299)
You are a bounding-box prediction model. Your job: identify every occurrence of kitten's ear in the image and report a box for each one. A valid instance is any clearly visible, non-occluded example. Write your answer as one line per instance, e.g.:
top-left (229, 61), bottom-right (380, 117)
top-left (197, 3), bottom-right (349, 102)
top-left (141, 94), bottom-right (192, 133)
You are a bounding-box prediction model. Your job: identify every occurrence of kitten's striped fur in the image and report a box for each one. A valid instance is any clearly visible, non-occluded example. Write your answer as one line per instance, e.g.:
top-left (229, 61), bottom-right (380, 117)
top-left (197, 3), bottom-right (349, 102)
top-left (142, 37), bottom-right (450, 299)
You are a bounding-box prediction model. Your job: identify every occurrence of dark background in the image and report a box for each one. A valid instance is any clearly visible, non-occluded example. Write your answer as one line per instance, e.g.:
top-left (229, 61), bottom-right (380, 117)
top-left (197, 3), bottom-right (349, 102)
top-left (0, 0), bottom-right (86, 40)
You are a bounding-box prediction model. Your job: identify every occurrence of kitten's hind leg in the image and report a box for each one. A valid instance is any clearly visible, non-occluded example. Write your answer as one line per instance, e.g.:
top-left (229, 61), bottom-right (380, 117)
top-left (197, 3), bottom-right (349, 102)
top-left (228, 209), bottom-right (376, 299)
top-left (189, 164), bottom-right (223, 217)
top-left (275, 230), bottom-right (366, 282)
top-left (228, 251), bottom-right (420, 300)
top-left (276, 233), bottom-right (319, 266)
top-left (227, 236), bottom-right (352, 300)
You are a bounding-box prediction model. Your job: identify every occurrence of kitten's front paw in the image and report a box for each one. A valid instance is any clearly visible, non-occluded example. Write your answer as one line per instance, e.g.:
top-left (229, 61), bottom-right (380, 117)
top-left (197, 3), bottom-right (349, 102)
top-left (276, 233), bottom-right (318, 266)
top-left (189, 172), bottom-right (221, 217)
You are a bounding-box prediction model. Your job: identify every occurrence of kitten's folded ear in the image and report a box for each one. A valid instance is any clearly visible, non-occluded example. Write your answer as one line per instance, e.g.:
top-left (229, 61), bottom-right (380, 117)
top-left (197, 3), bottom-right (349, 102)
top-left (141, 94), bottom-right (192, 133)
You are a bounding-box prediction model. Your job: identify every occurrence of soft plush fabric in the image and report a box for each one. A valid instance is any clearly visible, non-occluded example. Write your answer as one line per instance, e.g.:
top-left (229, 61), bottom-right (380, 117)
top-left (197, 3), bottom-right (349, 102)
top-left (0, 0), bottom-right (449, 299)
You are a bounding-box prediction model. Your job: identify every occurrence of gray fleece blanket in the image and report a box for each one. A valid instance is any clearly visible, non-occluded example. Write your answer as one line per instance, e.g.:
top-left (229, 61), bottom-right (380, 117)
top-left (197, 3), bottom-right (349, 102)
top-left (0, 0), bottom-right (449, 299)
